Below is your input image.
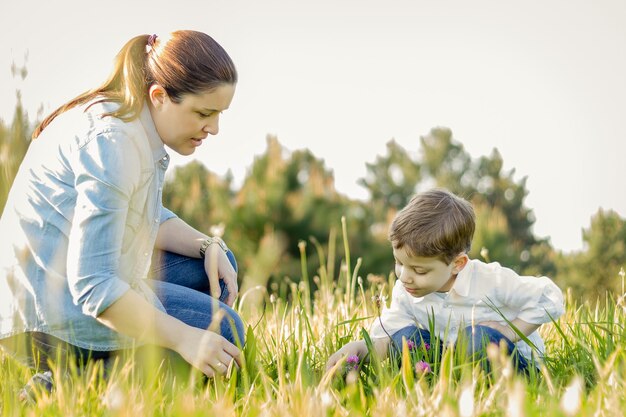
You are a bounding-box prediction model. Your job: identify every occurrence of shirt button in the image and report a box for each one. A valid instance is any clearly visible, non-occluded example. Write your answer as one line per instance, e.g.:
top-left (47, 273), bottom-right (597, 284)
top-left (154, 219), bottom-right (159, 223)
top-left (144, 252), bottom-right (149, 256)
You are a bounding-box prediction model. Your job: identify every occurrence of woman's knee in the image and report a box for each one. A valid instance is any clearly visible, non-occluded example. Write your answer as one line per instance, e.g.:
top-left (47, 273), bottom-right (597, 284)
top-left (219, 305), bottom-right (245, 348)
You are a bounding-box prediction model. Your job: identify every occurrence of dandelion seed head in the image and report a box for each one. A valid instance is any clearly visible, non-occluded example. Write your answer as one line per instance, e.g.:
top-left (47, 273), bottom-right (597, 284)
top-left (560, 376), bottom-right (583, 416)
top-left (101, 383), bottom-right (125, 411)
top-left (320, 390), bottom-right (332, 407)
top-left (506, 381), bottom-right (525, 417)
top-left (458, 384), bottom-right (474, 417)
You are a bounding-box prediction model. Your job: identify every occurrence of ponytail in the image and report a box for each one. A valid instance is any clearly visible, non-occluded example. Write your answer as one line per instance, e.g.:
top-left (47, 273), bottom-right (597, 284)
top-left (33, 34), bottom-right (151, 139)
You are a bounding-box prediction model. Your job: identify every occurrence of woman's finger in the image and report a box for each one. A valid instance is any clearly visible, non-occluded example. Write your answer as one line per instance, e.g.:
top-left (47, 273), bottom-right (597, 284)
top-left (201, 364), bottom-right (216, 378)
top-left (221, 341), bottom-right (243, 368)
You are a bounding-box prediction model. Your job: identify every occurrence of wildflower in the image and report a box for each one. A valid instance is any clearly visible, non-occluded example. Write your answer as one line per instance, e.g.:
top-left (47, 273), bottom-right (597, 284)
top-left (406, 340), bottom-right (416, 351)
top-left (345, 355), bottom-right (360, 371)
top-left (415, 360), bottom-right (432, 374)
top-left (423, 342), bottom-right (430, 351)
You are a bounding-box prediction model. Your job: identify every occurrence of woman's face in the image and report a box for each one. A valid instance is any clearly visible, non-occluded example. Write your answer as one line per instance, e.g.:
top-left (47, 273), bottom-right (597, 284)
top-left (148, 83), bottom-right (236, 155)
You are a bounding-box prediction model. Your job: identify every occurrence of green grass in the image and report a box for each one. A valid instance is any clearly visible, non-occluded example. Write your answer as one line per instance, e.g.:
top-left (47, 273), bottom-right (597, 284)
top-left (1, 230), bottom-right (625, 416)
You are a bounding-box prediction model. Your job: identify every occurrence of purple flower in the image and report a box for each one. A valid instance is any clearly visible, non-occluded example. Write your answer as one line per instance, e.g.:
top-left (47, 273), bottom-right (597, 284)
top-left (345, 355), bottom-right (360, 371)
top-left (423, 342), bottom-right (430, 351)
top-left (406, 340), bottom-right (416, 351)
top-left (415, 360), bottom-right (432, 374)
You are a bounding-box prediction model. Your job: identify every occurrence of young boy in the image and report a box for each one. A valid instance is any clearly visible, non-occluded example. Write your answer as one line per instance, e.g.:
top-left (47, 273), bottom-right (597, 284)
top-left (326, 188), bottom-right (564, 373)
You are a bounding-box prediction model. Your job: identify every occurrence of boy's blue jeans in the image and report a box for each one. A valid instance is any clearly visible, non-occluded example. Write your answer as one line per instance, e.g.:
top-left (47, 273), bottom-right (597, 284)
top-left (389, 324), bottom-right (533, 373)
top-left (0, 250), bottom-right (244, 371)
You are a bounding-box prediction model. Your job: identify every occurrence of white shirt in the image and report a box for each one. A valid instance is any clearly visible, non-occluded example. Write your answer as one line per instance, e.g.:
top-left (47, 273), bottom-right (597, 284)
top-left (370, 259), bottom-right (565, 360)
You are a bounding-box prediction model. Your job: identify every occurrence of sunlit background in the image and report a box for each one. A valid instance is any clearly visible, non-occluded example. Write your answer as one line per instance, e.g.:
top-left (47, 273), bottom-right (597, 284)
top-left (2, 0), bottom-right (625, 253)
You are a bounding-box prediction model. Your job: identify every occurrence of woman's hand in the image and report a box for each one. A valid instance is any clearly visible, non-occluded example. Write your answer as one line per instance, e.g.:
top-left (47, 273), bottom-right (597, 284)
top-left (175, 325), bottom-right (242, 377)
top-left (203, 243), bottom-right (238, 306)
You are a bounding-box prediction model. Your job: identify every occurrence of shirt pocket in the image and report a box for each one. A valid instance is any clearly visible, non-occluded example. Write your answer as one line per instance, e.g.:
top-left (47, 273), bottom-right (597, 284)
top-left (125, 207), bottom-right (143, 235)
top-left (121, 207), bottom-right (144, 255)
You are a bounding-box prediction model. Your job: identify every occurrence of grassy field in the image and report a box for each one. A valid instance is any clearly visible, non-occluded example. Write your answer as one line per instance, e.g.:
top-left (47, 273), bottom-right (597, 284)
top-left (1, 231), bottom-right (625, 417)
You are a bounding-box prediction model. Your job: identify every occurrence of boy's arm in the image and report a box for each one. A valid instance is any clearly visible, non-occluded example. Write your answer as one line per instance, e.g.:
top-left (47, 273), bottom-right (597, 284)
top-left (483, 266), bottom-right (564, 340)
top-left (479, 318), bottom-right (540, 343)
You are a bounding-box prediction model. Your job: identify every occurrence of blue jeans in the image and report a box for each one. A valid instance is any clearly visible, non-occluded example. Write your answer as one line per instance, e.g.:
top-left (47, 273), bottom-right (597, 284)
top-left (148, 249), bottom-right (245, 347)
top-left (389, 324), bottom-right (532, 373)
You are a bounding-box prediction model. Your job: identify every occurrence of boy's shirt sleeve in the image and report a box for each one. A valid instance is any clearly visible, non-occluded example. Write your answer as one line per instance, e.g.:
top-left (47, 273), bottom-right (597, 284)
top-left (370, 280), bottom-right (417, 339)
top-left (493, 265), bottom-right (565, 324)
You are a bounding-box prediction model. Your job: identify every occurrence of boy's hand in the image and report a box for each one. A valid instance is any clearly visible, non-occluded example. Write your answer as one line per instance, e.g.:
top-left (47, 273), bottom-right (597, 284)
top-left (325, 340), bottom-right (369, 372)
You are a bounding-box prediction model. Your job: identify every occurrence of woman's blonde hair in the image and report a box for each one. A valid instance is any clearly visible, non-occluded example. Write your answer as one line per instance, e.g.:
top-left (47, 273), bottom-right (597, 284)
top-left (33, 30), bottom-right (237, 139)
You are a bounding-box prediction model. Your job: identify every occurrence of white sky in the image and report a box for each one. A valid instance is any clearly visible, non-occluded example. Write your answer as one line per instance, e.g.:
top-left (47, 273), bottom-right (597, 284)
top-left (1, 0), bottom-right (625, 253)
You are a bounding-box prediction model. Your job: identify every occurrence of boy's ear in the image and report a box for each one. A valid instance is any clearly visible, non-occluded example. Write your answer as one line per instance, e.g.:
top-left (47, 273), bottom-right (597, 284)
top-left (452, 253), bottom-right (469, 274)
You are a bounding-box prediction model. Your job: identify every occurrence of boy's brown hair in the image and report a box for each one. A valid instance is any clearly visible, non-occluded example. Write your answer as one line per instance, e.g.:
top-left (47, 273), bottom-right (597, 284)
top-left (389, 188), bottom-right (475, 264)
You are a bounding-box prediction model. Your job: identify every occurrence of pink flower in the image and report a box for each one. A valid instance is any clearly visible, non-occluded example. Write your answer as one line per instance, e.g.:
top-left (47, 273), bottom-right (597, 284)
top-left (415, 360), bottom-right (432, 374)
top-left (345, 355), bottom-right (360, 371)
top-left (406, 340), bottom-right (416, 351)
top-left (424, 342), bottom-right (430, 351)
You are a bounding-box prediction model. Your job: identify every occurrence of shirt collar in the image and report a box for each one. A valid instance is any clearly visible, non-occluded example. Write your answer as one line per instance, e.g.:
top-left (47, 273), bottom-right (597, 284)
top-left (139, 104), bottom-right (170, 168)
top-left (449, 259), bottom-right (474, 297)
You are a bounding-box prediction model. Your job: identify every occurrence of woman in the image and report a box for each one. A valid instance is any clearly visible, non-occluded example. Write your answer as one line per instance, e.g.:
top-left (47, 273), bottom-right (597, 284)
top-left (0, 31), bottom-right (244, 384)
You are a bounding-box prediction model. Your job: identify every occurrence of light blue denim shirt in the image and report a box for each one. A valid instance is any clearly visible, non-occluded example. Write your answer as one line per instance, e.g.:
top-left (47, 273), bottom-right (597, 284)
top-left (0, 100), bottom-right (177, 350)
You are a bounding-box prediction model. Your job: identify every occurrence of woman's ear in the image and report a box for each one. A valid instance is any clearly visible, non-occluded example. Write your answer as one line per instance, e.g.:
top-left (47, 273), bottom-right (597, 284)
top-left (148, 84), bottom-right (167, 109)
top-left (452, 253), bottom-right (469, 275)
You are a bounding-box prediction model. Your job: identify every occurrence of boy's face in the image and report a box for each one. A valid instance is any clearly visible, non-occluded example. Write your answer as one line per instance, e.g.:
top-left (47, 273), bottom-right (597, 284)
top-left (392, 245), bottom-right (468, 298)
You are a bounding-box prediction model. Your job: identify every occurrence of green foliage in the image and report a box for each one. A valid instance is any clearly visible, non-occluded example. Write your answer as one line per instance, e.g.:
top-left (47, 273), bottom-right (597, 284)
top-left (554, 209), bottom-right (626, 298)
top-left (0, 93), bottom-right (31, 213)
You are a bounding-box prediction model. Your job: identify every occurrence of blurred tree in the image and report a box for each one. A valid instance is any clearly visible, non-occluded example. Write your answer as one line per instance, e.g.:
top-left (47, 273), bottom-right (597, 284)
top-left (162, 160), bottom-right (234, 234)
top-left (555, 209), bottom-right (626, 299)
top-left (358, 127), bottom-right (555, 276)
top-left (358, 139), bottom-right (422, 215)
top-left (0, 91), bottom-right (32, 213)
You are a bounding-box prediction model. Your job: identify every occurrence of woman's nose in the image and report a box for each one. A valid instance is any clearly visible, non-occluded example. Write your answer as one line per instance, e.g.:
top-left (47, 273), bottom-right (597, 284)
top-left (202, 118), bottom-right (219, 135)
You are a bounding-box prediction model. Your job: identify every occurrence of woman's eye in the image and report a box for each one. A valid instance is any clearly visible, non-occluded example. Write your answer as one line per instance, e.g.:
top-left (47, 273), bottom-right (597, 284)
top-left (197, 111), bottom-right (214, 118)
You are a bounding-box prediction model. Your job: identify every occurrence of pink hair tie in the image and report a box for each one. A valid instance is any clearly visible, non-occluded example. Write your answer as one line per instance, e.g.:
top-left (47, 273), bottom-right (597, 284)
top-left (147, 34), bottom-right (158, 47)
